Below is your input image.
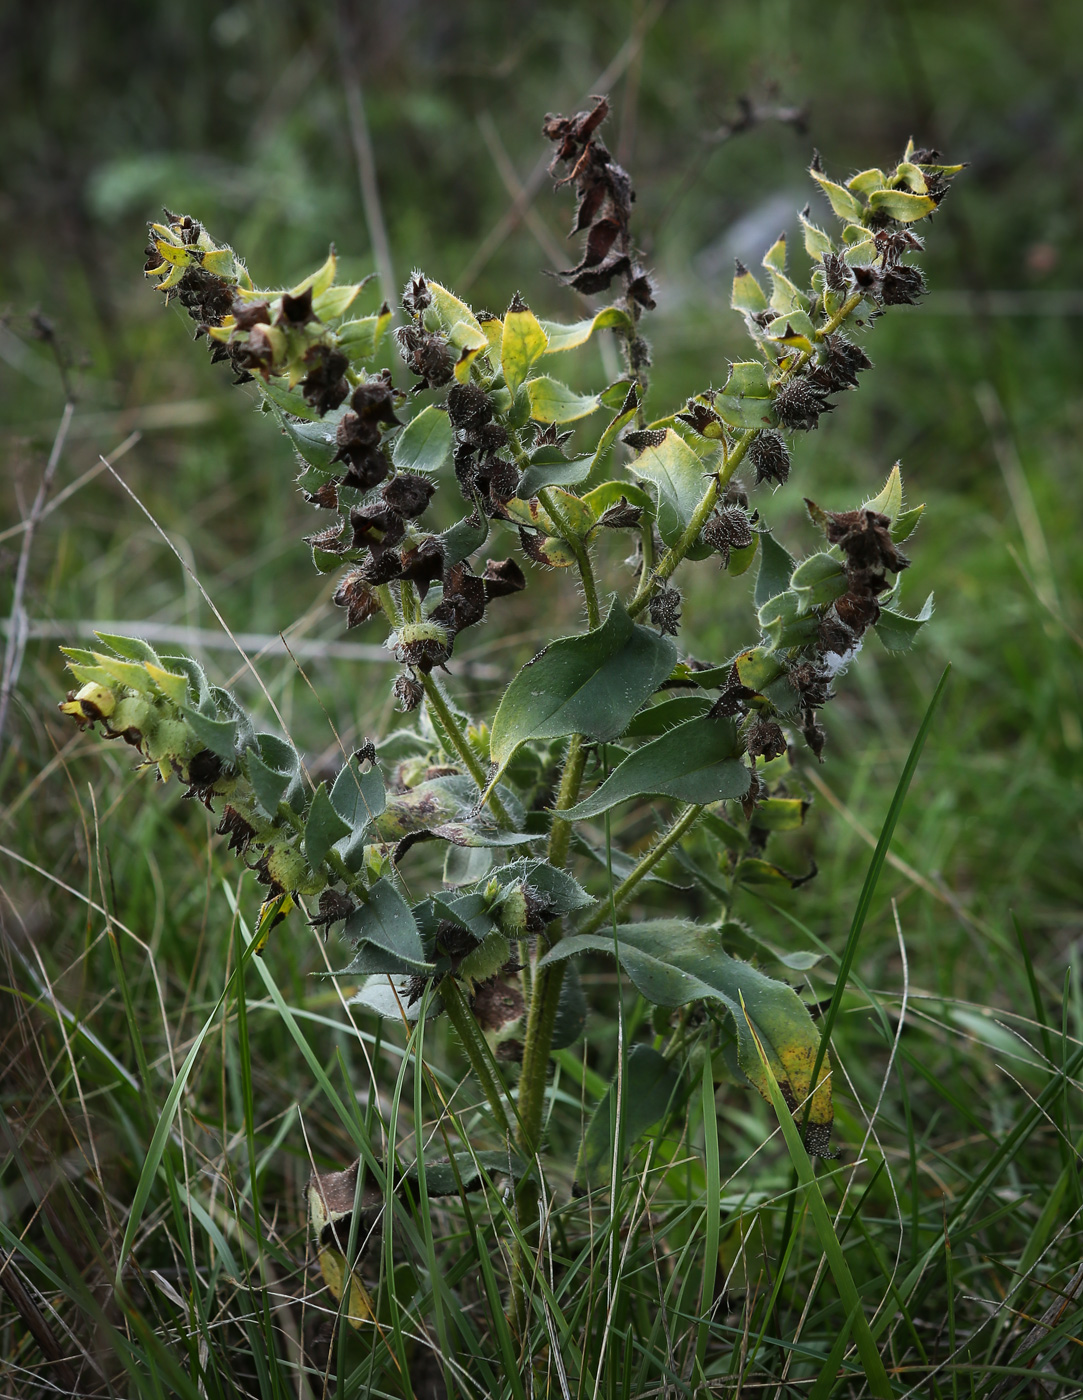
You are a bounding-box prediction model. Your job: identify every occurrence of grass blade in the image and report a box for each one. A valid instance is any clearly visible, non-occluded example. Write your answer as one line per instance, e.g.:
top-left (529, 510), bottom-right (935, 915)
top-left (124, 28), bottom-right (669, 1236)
top-left (742, 996), bottom-right (894, 1398)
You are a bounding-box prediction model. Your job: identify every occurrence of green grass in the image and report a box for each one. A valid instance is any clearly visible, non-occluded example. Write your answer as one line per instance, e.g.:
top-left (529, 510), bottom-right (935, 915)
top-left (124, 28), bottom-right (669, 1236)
top-left (4, 0), bottom-right (1083, 1394)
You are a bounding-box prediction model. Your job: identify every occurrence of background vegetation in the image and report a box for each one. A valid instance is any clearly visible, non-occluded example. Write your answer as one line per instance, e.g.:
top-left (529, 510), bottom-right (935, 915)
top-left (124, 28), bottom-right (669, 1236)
top-left (2, 1), bottom-right (1082, 1395)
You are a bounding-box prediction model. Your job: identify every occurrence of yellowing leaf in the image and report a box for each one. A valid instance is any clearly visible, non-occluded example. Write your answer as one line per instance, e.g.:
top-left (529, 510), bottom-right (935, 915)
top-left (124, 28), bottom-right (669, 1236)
top-left (291, 247), bottom-right (337, 299)
top-left (501, 298), bottom-right (549, 396)
top-left (525, 377), bottom-right (600, 423)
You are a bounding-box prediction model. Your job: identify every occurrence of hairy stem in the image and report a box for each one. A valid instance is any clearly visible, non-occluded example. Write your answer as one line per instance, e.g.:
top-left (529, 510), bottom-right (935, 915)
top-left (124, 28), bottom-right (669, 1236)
top-left (546, 735), bottom-right (588, 871)
top-left (440, 976), bottom-right (513, 1139)
top-left (420, 674), bottom-right (514, 829)
top-left (537, 487), bottom-right (601, 630)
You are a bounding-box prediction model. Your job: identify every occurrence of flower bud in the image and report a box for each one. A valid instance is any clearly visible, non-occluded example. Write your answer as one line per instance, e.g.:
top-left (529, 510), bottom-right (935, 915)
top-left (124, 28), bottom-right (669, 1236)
top-left (388, 621), bottom-right (451, 672)
top-left (59, 682), bottom-right (116, 723)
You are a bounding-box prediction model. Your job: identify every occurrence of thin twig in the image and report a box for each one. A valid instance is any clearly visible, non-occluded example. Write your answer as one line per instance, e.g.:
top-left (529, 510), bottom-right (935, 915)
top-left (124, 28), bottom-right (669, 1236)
top-left (0, 398), bottom-right (75, 744)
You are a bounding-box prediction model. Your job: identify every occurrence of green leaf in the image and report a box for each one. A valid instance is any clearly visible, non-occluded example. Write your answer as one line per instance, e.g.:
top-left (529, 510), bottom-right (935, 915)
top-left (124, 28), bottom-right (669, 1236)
top-left (313, 282), bottom-right (366, 321)
top-left (863, 462), bottom-right (904, 520)
top-left (330, 757), bottom-right (386, 829)
top-left (246, 749), bottom-right (292, 820)
top-left (564, 715), bottom-right (748, 819)
top-left (754, 531), bottom-right (797, 609)
top-left (403, 1149), bottom-right (526, 1197)
top-left (526, 377), bottom-right (601, 424)
top-left (330, 758), bottom-right (386, 869)
top-left (343, 878), bottom-right (431, 972)
top-left (259, 380), bottom-right (324, 421)
top-left (584, 390), bottom-right (640, 487)
top-left (184, 709), bottom-right (239, 761)
top-left (441, 517), bottom-right (489, 569)
top-left (728, 532), bottom-right (759, 576)
top-left (144, 664), bottom-right (190, 705)
top-left (392, 405), bottom-right (452, 473)
top-left (517, 456), bottom-right (593, 499)
top-left (488, 597), bottom-right (676, 776)
top-left (631, 428), bottom-right (713, 551)
top-left (765, 310), bottom-right (817, 353)
top-left (541, 920), bottom-right (832, 1145)
top-left (538, 486), bottom-right (595, 539)
top-left (304, 782), bottom-right (351, 870)
top-left (731, 262), bottom-right (768, 314)
top-left (873, 593), bottom-right (934, 652)
top-left (337, 309), bottom-right (391, 362)
top-left (371, 775), bottom-right (475, 844)
top-left (485, 859), bottom-right (594, 915)
top-left (866, 188), bottom-right (936, 223)
top-left (90, 653), bottom-right (155, 692)
top-left (735, 646), bottom-right (786, 693)
top-left (429, 821), bottom-right (531, 848)
top-left (622, 695), bottom-right (712, 736)
top-left (715, 362), bottom-right (776, 430)
top-left (799, 211), bottom-right (835, 262)
top-left (809, 168), bottom-right (863, 223)
top-left (846, 167), bottom-right (886, 196)
top-left (761, 233), bottom-right (788, 272)
top-left (789, 551), bottom-right (848, 613)
top-left (727, 361), bottom-right (771, 397)
top-left (539, 306), bottom-right (633, 353)
top-left (575, 1044), bottom-right (685, 1190)
top-left (501, 299), bottom-right (549, 396)
top-left (582, 479), bottom-right (654, 521)
top-left (94, 632), bottom-right (161, 666)
top-left (892, 161), bottom-right (928, 194)
top-left (425, 281), bottom-right (484, 338)
top-left (290, 248), bottom-right (337, 298)
top-left (275, 409), bottom-right (344, 472)
top-left (758, 591), bottom-right (820, 650)
top-left (892, 503), bottom-right (925, 543)
top-left (733, 856), bottom-right (813, 888)
top-left (767, 268), bottom-right (809, 316)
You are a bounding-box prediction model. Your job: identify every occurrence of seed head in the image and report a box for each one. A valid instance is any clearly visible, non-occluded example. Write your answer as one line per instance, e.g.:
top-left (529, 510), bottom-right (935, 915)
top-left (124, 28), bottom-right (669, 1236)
top-left (748, 429), bottom-right (791, 485)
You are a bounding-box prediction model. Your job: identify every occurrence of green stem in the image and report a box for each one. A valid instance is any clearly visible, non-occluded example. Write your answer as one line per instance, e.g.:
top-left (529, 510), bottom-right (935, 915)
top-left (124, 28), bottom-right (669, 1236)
top-left (420, 674), bottom-right (514, 830)
top-left (440, 976), bottom-right (513, 1139)
top-left (537, 487), bottom-right (601, 630)
top-left (516, 734), bottom-right (589, 1158)
top-left (575, 802), bottom-right (706, 939)
top-left (546, 735), bottom-right (587, 871)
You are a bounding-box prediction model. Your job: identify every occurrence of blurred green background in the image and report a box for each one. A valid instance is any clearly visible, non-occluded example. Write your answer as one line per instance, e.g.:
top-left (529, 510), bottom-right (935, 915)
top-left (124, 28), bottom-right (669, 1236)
top-left (3, 0), bottom-right (1083, 1390)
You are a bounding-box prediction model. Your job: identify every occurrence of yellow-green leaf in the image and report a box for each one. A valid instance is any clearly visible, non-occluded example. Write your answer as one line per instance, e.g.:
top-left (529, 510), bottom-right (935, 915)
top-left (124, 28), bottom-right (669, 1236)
top-left (846, 168), bottom-right (886, 196)
top-left (866, 188), bottom-right (937, 223)
top-left (313, 281), bottom-right (367, 321)
top-left (863, 462), bottom-right (904, 521)
top-left (426, 280), bottom-right (483, 337)
top-left (525, 376), bottom-right (600, 423)
top-left (731, 262), bottom-right (769, 314)
top-left (761, 232), bottom-right (788, 272)
top-left (539, 306), bottom-right (634, 353)
top-left (809, 168), bottom-right (863, 223)
top-left (291, 247), bottom-right (337, 299)
top-left (501, 298), bottom-right (549, 396)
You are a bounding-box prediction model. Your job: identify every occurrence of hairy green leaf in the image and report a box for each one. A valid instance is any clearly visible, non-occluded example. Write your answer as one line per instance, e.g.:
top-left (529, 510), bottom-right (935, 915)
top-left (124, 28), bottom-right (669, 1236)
top-left (564, 715), bottom-right (748, 818)
top-left (489, 598), bottom-right (676, 776)
top-left (393, 405), bottom-right (452, 473)
top-left (540, 920), bottom-right (833, 1150)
